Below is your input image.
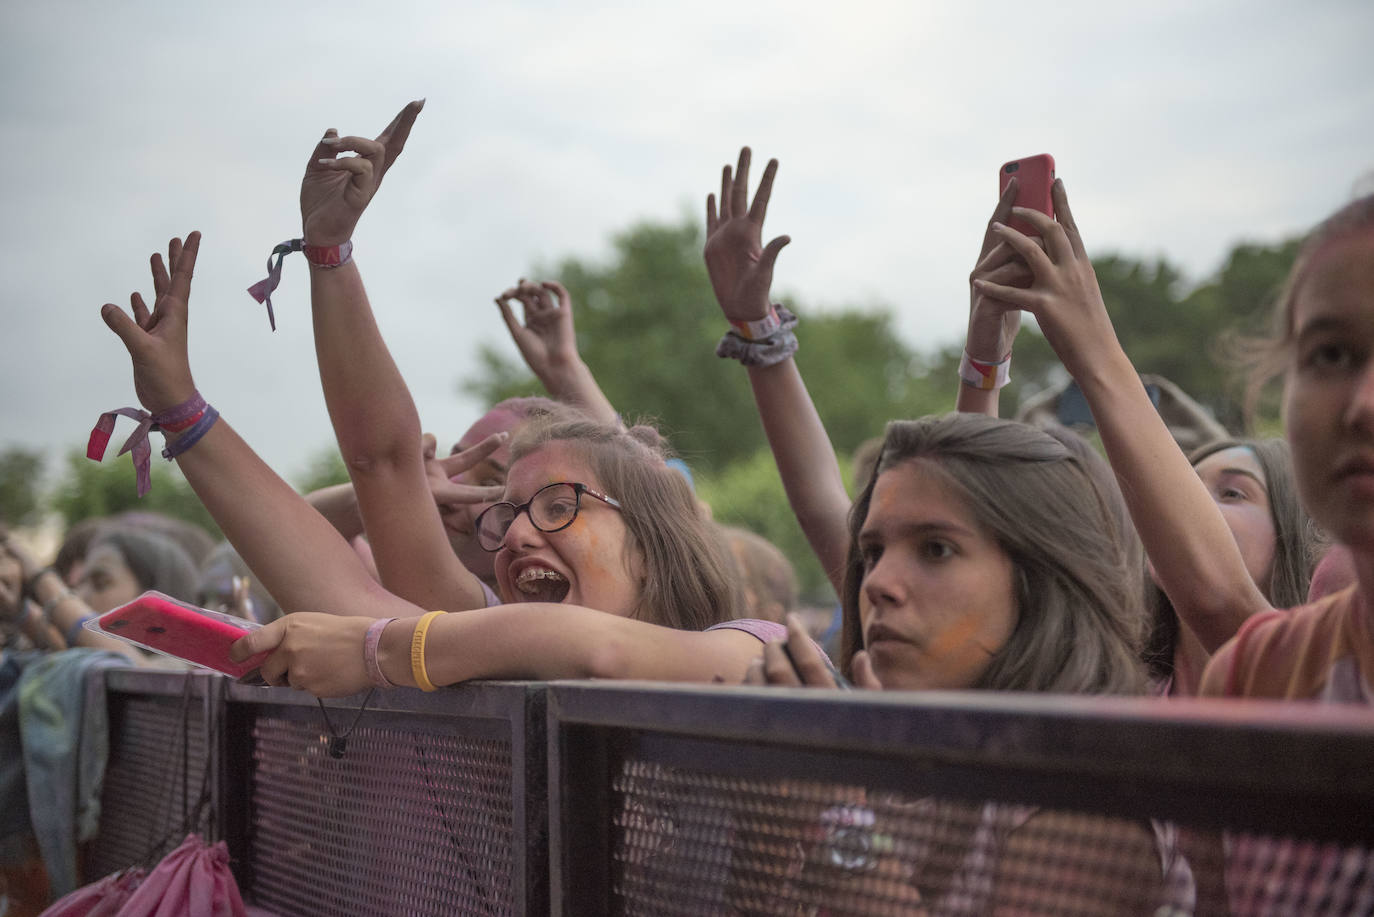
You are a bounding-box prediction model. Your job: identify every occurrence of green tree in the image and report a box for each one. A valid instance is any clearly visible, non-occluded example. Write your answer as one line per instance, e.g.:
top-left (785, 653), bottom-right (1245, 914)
top-left (464, 217), bottom-right (952, 470)
top-left (49, 448), bottom-right (220, 536)
top-left (0, 447), bottom-right (45, 527)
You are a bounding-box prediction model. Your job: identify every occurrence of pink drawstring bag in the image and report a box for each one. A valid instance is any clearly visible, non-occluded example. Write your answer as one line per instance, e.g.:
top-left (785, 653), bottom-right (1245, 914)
top-left (40, 834), bottom-right (250, 917)
top-left (37, 868), bottom-right (145, 917)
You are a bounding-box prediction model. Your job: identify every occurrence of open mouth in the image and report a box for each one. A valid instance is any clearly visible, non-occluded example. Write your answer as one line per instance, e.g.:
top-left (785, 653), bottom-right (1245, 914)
top-left (514, 567), bottom-right (571, 603)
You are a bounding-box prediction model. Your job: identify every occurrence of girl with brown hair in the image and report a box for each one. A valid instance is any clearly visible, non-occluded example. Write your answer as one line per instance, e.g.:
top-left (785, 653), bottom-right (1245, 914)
top-left (93, 104), bottom-right (787, 695)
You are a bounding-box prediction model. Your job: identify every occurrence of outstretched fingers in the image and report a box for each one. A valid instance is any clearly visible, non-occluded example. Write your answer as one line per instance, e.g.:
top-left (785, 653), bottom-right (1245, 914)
top-left (730, 147), bottom-right (751, 217)
top-left (376, 99), bottom-right (424, 175)
top-left (748, 157), bottom-right (779, 223)
top-left (706, 193), bottom-right (718, 235)
top-left (166, 231), bottom-right (201, 309)
top-left (130, 292), bottom-right (151, 329)
top-left (719, 165), bottom-right (732, 221)
top-left (100, 303), bottom-right (144, 352)
top-left (758, 234), bottom-right (791, 275)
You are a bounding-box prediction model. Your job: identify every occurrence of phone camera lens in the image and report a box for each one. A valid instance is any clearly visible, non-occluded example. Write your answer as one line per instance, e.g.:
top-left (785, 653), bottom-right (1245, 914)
top-left (1005, 162), bottom-right (1020, 173)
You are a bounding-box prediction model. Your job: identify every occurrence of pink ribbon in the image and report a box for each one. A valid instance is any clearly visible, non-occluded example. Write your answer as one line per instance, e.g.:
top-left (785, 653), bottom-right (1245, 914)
top-left (87, 408), bottom-right (155, 497)
top-left (246, 239), bottom-right (302, 332)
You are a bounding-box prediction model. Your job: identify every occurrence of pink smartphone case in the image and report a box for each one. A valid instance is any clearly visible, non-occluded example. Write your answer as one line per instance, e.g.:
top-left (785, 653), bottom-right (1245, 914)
top-left (95, 592), bottom-right (270, 678)
top-left (999, 154), bottom-right (1055, 236)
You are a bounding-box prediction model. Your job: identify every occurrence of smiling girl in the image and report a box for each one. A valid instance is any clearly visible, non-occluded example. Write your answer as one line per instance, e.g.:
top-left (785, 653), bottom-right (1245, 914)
top-left (94, 104), bottom-right (788, 695)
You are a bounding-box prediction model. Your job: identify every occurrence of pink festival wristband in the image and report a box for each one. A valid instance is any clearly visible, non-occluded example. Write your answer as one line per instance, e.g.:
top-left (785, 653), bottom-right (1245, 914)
top-left (365, 617), bottom-right (398, 688)
top-left (247, 238), bottom-right (354, 331)
top-left (87, 391), bottom-right (216, 497)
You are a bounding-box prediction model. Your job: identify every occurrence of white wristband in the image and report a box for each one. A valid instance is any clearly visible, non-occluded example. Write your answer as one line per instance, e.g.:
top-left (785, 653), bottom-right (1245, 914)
top-left (728, 305), bottom-right (785, 341)
top-left (959, 350), bottom-right (1012, 391)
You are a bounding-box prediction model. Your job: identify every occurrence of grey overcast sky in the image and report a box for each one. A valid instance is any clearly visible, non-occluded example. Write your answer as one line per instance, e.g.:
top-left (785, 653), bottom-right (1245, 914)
top-left (2, 0), bottom-right (1372, 489)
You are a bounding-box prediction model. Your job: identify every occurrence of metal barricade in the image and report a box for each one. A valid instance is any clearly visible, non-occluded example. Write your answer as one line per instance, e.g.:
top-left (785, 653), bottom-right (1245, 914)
top-left (87, 671), bottom-right (1374, 915)
top-left (546, 682), bottom-right (1374, 916)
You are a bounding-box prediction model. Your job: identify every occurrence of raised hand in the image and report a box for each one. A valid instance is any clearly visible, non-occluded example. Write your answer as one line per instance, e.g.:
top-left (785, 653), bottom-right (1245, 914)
top-left (972, 181), bottom-right (1118, 379)
top-left (966, 178), bottom-right (1031, 363)
top-left (495, 279), bottom-right (579, 382)
top-left (300, 99), bottom-right (424, 246)
top-left (422, 431), bottom-right (507, 510)
top-left (704, 147), bottom-right (790, 322)
top-left (100, 233), bottom-right (201, 414)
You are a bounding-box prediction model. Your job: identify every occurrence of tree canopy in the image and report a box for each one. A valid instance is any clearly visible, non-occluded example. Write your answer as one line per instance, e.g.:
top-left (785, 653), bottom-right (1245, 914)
top-left (463, 216), bottom-right (1299, 601)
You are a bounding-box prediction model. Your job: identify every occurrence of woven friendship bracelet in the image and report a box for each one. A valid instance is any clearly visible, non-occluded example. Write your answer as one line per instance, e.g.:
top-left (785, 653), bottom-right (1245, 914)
top-left (247, 238), bottom-right (354, 331)
top-left (958, 350), bottom-right (1012, 391)
top-left (161, 407), bottom-right (220, 461)
top-left (87, 392), bottom-right (216, 497)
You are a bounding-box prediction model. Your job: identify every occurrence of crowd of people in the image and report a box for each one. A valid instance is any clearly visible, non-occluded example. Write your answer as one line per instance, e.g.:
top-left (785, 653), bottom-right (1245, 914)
top-left (2, 98), bottom-right (1371, 913)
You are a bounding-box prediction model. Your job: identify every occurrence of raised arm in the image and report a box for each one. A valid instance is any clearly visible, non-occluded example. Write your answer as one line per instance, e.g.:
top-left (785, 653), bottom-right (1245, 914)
top-left (973, 181), bottom-right (1270, 652)
top-left (495, 279), bottom-right (619, 425)
top-left (301, 101), bottom-right (492, 613)
top-left (957, 178), bottom-right (1030, 416)
top-left (705, 148), bottom-right (851, 595)
top-left (99, 233), bottom-right (419, 623)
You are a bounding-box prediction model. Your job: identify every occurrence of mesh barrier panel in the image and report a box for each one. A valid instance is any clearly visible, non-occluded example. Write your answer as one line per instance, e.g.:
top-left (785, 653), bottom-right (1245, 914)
top-left (84, 691), bottom-right (211, 881)
top-left (246, 713), bottom-right (517, 917)
top-left (609, 759), bottom-right (1373, 916)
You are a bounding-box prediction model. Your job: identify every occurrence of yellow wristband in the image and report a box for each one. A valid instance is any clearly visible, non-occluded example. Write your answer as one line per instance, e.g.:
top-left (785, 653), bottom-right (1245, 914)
top-left (410, 611), bottom-right (445, 692)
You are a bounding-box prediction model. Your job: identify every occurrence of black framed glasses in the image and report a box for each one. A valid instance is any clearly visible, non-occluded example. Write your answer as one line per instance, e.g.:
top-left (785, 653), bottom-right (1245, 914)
top-left (475, 482), bottom-right (622, 552)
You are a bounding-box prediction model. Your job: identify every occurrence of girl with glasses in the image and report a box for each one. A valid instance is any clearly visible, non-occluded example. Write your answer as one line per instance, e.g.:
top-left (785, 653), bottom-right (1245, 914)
top-left (96, 104), bottom-right (790, 695)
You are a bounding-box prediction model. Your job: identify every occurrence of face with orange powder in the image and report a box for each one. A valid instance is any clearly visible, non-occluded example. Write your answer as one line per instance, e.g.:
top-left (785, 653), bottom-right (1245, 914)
top-left (857, 459), bottom-right (1017, 690)
top-left (493, 441), bottom-right (643, 615)
top-left (1284, 231), bottom-right (1374, 549)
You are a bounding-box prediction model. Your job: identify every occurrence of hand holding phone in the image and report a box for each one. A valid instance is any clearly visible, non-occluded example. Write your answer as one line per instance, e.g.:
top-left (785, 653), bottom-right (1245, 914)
top-left (91, 591), bottom-right (271, 680)
top-left (999, 154), bottom-right (1055, 236)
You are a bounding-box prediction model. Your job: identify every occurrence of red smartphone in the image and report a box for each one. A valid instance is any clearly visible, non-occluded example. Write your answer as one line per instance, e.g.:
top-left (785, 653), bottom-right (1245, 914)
top-left (999, 154), bottom-right (1055, 236)
top-left (93, 591), bottom-right (270, 680)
